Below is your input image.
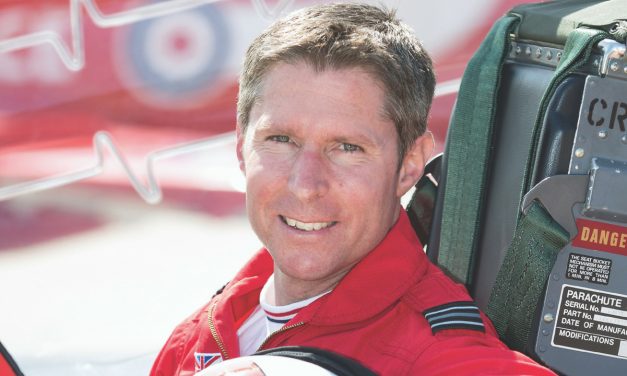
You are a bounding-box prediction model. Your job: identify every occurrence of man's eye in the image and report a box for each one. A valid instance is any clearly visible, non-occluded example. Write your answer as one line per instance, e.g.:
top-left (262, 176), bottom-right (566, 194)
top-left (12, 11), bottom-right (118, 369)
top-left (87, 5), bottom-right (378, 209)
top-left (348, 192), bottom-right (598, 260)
top-left (268, 135), bottom-right (291, 143)
top-left (339, 143), bottom-right (362, 153)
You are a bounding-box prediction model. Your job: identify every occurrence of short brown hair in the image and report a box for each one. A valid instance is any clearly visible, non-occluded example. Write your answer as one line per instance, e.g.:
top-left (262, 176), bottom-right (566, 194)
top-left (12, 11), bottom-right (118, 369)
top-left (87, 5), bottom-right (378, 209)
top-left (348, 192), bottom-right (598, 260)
top-left (237, 3), bottom-right (435, 161)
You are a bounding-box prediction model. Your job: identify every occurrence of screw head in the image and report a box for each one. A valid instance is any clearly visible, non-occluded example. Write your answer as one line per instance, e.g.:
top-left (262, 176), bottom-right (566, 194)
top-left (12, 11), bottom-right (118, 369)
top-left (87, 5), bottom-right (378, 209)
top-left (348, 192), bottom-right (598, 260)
top-left (599, 130), bottom-right (608, 139)
top-left (611, 61), bottom-right (619, 72)
top-left (515, 46), bottom-right (522, 54)
top-left (546, 51), bottom-right (553, 60)
top-left (535, 48), bottom-right (543, 58)
top-left (622, 135), bottom-right (627, 144)
top-left (543, 313), bottom-right (555, 323)
top-left (525, 46), bottom-right (532, 56)
top-left (575, 148), bottom-right (585, 158)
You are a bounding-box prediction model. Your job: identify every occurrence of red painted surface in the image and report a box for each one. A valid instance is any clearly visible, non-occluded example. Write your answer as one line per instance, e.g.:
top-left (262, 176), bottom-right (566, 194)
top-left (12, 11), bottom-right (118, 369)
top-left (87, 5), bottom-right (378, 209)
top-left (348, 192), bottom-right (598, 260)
top-left (573, 218), bottom-right (627, 256)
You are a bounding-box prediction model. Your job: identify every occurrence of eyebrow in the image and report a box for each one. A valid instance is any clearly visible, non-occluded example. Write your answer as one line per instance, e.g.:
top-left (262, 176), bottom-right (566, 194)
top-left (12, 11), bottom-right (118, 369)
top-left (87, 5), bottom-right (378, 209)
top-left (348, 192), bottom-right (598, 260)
top-left (251, 122), bottom-right (295, 140)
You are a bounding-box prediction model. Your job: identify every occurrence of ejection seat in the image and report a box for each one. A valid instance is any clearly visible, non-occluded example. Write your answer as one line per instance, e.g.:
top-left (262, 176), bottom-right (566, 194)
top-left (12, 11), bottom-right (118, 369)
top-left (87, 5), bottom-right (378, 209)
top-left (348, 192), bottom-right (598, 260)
top-left (406, 1), bottom-right (627, 375)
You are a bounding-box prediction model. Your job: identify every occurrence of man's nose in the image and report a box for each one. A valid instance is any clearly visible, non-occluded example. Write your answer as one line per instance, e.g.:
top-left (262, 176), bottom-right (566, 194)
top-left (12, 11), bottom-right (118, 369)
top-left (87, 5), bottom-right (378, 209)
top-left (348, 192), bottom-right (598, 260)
top-left (288, 150), bottom-right (330, 201)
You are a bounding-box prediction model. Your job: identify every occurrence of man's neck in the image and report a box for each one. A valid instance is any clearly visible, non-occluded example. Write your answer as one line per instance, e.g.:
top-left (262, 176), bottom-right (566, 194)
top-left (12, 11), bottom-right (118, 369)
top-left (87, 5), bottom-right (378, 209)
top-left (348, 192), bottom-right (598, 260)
top-left (272, 268), bottom-right (346, 306)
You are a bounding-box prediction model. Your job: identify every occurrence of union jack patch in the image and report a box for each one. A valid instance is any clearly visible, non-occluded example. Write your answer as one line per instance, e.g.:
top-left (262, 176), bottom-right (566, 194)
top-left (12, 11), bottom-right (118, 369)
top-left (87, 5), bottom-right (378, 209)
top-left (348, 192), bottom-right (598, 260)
top-left (194, 352), bottom-right (222, 372)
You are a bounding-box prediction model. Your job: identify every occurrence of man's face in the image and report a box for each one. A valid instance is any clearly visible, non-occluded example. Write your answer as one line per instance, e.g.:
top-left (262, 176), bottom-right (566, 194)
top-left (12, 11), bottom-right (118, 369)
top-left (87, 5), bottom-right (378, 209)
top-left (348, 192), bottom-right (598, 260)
top-left (237, 62), bottom-right (430, 294)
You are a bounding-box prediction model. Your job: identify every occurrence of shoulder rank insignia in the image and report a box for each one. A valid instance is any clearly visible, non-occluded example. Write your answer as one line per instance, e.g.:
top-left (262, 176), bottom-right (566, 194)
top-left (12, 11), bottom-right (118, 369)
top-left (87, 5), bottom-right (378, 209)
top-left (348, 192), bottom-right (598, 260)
top-left (423, 301), bottom-right (485, 334)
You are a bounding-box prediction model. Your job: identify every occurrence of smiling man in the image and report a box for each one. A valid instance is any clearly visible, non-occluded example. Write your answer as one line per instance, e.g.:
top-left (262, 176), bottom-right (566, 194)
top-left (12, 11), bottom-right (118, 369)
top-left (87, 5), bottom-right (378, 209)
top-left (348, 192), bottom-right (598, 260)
top-left (151, 3), bottom-right (555, 375)
top-left (239, 61), bottom-right (421, 307)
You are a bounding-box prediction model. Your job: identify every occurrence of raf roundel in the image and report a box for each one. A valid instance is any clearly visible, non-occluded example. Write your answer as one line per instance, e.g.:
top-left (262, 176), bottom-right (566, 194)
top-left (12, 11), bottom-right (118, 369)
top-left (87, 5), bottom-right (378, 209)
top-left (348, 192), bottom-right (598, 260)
top-left (115, 2), bottom-right (230, 108)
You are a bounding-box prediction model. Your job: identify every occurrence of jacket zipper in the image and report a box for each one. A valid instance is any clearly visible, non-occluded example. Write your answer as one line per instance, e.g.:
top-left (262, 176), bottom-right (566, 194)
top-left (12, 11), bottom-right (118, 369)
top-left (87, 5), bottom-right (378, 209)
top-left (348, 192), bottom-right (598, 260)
top-left (208, 302), bottom-right (230, 360)
top-left (257, 322), bottom-right (305, 351)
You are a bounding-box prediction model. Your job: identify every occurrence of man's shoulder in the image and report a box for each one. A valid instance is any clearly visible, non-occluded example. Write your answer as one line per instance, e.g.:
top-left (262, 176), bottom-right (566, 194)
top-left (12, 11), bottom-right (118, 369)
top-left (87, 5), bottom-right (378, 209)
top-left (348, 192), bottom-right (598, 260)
top-left (402, 261), bottom-right (476, 314)
top-left (149, 300), bottom-right (215, 376)
top-left (165, 300), bottom-right (214, 347)
top-left (398, 262), bottom-right (496, 342)
top-left (394, 264), bottom-right (556, 374)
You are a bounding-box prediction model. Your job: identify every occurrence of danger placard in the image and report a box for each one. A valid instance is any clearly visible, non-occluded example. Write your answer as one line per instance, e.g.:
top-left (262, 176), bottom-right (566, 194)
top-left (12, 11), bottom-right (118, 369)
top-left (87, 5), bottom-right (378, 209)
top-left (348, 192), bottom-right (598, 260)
top-left (566, 253), bottom-right (612, 285)
top-left (553, 285), bottom-right (627, 359)
top-left (573, 219), bottom-right (627, 255)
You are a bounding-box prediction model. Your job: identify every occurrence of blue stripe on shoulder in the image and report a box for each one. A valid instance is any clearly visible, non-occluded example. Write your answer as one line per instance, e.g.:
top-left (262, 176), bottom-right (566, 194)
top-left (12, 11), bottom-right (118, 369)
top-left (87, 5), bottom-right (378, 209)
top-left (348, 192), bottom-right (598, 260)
top-left (422, 301), bottom-right (485, 334)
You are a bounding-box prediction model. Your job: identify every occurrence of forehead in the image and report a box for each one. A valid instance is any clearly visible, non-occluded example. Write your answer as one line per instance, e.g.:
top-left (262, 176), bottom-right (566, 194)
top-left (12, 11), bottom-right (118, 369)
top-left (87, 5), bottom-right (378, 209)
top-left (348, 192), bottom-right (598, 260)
top-left (249, 62), bottom-right (391, 131)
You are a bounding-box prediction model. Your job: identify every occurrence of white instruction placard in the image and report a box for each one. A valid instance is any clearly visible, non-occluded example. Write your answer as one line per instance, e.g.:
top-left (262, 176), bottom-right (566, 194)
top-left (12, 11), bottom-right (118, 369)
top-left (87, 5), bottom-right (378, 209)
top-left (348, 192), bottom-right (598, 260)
top-left (553, 284), bottom-right (627, 359)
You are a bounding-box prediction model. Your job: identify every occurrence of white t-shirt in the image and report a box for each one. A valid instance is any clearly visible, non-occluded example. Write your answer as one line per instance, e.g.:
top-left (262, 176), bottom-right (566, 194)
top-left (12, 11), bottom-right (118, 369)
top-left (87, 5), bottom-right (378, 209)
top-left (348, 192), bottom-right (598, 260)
top-left (237, 275), bottom-right (330, 356)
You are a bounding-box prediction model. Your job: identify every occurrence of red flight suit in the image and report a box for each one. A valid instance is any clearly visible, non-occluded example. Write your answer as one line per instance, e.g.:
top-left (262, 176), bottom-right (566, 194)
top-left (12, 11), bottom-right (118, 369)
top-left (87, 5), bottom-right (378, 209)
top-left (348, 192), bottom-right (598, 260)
top-left (151, 211), bottom-right (555, 375)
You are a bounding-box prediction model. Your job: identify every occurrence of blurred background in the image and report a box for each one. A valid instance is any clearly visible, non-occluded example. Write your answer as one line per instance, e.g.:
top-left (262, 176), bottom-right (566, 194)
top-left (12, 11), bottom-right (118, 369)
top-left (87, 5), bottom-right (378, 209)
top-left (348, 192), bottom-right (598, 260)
top-left (0, 0), bottom-right (533, 374)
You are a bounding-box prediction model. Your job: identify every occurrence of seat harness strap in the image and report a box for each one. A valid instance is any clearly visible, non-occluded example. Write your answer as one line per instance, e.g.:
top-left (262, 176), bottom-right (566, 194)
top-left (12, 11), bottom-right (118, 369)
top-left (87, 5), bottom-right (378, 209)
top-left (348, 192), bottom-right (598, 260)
top-left (438, 15), bottom-right (520, 285)
top-left (486, 201), bottom-right (569, 352)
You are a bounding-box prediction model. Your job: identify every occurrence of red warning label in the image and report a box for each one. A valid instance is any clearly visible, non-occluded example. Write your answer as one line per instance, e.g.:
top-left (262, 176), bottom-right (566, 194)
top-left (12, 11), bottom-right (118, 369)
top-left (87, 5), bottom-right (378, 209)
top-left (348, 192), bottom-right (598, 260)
top-left (572, 219), bottom-right (627, 255)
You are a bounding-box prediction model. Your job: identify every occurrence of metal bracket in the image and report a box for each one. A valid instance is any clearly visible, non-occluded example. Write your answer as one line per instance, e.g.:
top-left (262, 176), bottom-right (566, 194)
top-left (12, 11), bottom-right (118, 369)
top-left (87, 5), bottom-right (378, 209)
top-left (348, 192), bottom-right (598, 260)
top-left (522, 174), bottom-right (589, 238)
top-left (598, 39), bottom-right (627, 77)
top-left (584, 158), bottom-right (627, 222)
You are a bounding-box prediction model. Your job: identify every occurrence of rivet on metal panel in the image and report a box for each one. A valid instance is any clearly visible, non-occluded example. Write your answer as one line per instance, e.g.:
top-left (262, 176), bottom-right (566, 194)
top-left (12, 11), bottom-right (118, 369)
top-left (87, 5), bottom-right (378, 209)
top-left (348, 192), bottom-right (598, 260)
top-left (546, 50), bottom-right (553, 60)
top-left (543, 313), bottom-right (555, 323)
top-left (515, 46), bottom-right (521, 55)
top-left (575, 148), bottom-right (585, 158)
top-left (622, 135), bottom-right (627, 144)
top-left (610, 61), bottom-right (619, 72)
top-left (557, 52), bottom-right (562, 62)
top-left (598, 130), bottom-right (608, 139)
top-left (535, 48), bottom-right (542, 58)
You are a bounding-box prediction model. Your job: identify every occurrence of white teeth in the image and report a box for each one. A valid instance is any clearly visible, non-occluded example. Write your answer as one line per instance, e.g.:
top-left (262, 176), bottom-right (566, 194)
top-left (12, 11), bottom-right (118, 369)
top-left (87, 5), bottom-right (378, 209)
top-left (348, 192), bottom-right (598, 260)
top-left (283, 216), bottom-right (334, 231)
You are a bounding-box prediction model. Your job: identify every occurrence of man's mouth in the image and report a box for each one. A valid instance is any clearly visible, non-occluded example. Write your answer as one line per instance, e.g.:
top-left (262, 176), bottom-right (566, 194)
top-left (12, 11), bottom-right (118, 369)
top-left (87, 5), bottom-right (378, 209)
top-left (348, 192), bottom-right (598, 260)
top-left (280, 215), bottom-right (337, 231)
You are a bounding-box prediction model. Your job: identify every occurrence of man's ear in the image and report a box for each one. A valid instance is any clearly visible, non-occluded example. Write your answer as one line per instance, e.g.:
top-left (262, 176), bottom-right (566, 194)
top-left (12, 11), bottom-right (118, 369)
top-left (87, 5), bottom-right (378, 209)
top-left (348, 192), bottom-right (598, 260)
top-left (236, 124), bottom-right (246, 174)
top-left (396, 131), bottom-right (434, 197)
